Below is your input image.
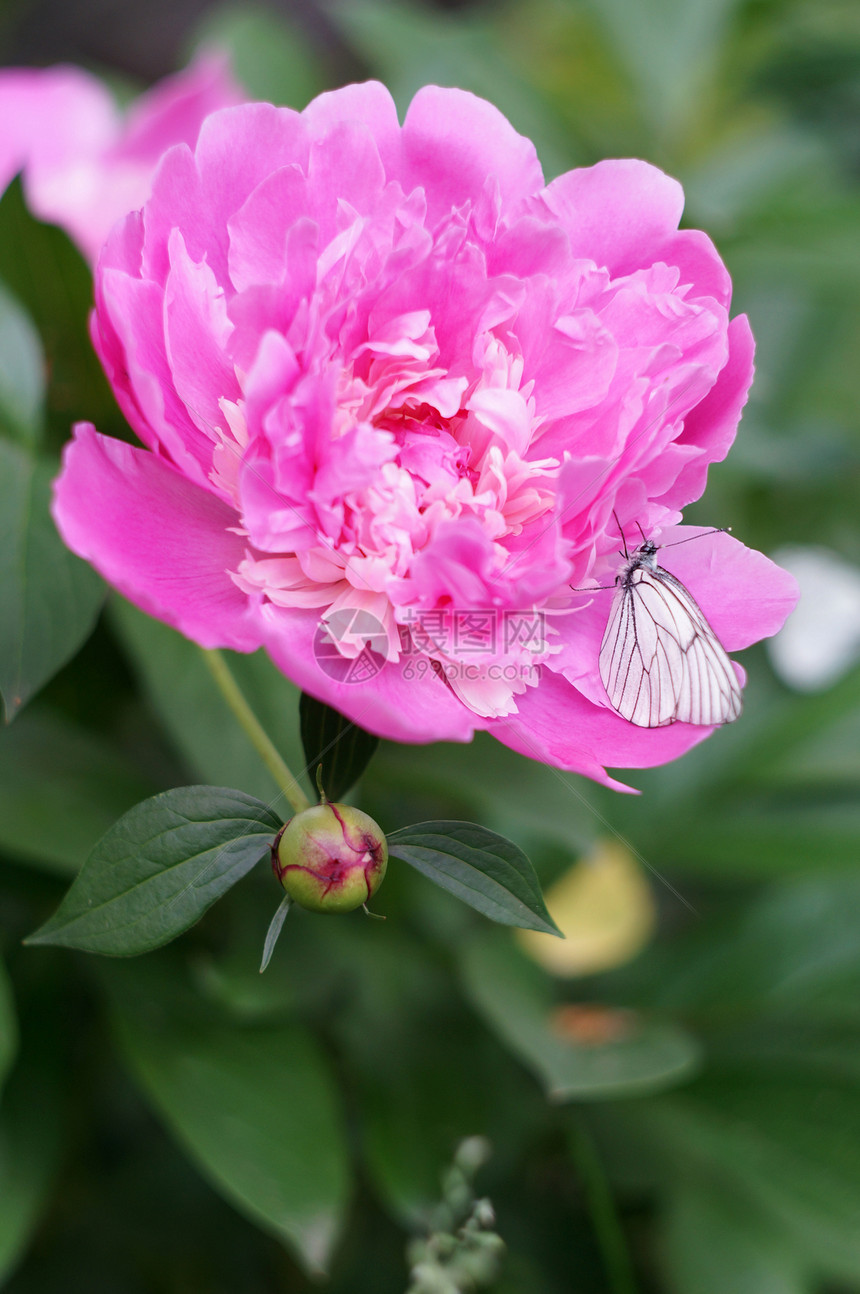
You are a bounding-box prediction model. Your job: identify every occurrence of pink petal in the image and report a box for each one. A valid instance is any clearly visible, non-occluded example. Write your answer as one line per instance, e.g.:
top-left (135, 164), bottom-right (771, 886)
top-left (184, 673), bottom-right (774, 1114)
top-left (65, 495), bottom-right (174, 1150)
top-left (556, 525), bottom-right (799, 713)
top-left (401, 86), bottom-right (544, 222)
top-left (262, 607), bottom-right (481, 744)
top-left (227, 165), bottom-right (311, 293)
top-left (406, 519), bottom-right (505, 608)
top-left (307, 120), bottom-right (388, 236)
top-left (144, 104), bottom-right (310, 286)
top-left (0, 65), bottom-right (117, 190)
top-left (648, 525), bottom-right (800, 648)
top-left (164, 228), bottom-right (240, 438)
top-left (120, 51), bottom-right (242, 158)
top-left (302, 81), bottom-right (401, 172)
top-left (95, 268), bottom-right (214, 488)
top-left (52, 424), bottom-right (261, 651)
top-left (488, 670), bottom-right (711, 791)
top-left (0, 55), bottom-right (242, 264)
top-left (656, 314), bottom-right (755, 508)
top-left (660, 228), bottom-right (733, 309)
top-left (539, 159), bottom-right (684, 276)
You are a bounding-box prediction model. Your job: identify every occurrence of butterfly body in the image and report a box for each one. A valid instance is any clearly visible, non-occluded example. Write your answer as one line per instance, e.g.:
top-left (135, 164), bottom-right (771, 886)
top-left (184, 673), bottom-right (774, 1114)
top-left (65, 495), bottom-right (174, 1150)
top-left (599, 537), bottom-right (743, 728)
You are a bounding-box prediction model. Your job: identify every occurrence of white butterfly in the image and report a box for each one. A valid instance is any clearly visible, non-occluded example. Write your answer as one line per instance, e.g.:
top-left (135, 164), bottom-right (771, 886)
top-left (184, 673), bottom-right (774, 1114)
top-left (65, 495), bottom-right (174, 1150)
top-left (597, 534), bottom-right (743, 728)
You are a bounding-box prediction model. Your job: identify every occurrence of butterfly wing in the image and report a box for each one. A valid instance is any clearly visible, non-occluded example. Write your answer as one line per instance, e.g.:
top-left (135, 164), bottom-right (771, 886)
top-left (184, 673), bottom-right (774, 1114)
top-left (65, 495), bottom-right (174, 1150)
top-left (599, 564), bottom-right (743, 727)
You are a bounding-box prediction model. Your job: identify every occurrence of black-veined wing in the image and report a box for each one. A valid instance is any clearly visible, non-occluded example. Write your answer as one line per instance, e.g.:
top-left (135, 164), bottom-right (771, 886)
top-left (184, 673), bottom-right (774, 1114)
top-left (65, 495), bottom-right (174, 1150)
top-left (599, 561), bottom-right (743, 727)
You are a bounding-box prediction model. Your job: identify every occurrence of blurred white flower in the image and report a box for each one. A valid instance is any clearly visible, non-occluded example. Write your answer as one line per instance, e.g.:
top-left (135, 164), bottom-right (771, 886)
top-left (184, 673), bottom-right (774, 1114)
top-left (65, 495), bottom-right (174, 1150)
top-left (768, 546), bottom-right (860, 690)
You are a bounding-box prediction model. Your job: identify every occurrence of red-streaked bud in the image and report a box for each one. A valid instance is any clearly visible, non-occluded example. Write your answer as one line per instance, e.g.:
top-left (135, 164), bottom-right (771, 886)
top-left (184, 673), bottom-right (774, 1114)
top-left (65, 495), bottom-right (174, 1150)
top-left (272, 803), bottom-right (388, 914)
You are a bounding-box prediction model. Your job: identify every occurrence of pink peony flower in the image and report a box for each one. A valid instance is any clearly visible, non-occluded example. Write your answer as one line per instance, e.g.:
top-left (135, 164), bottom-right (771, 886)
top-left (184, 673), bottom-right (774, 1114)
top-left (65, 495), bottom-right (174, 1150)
top-left (53, 82), bottom-right (798, 788)
top-left (0, 52), bottom-right (242, 263)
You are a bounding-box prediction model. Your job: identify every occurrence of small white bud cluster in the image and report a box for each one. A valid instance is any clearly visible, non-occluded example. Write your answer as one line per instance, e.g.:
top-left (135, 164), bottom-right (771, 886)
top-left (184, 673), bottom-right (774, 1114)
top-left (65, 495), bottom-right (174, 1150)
top-left (405, 1137), bottom-right (504, 1293)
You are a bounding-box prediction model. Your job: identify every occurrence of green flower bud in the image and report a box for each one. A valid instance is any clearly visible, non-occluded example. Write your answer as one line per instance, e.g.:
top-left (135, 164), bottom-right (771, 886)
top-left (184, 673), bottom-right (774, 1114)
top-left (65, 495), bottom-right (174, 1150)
top-left (272, 803), bottom-right (388, 914)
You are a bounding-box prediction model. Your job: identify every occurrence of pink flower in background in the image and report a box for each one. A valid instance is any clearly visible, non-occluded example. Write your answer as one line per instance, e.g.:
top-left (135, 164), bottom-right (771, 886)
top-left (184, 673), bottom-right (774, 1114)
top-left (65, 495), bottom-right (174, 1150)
top-left (0, 52), bottom-right (242, 262)
top-left (53, 82), bottom-right (797, 787)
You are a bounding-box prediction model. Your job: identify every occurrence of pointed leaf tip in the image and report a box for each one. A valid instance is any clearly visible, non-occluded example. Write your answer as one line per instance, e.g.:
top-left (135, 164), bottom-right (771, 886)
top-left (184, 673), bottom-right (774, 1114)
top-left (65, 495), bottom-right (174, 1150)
top-left (27, 786), bottom-right (282, 956)
top-left (299, 694), bottom-right (379, 802)
top-left (387, 820), bottom-right (561, 935)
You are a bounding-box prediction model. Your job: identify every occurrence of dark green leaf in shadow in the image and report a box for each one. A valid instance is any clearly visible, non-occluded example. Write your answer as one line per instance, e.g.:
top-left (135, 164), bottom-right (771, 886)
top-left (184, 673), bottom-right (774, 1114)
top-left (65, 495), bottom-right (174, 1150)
top-left (359, 1013), bottom-right (538, 1226)
top-left (300, 921), bottom-right (541, 1226)
top-left (460, 932), bottom-right (700, 1101)
top-left (0, 179), bottom-right (119, 442)
top-left (0, 442), bottom-right (103, 722)
top-left (719, 662), bottom-right (860, 791)
top-left (635, 871), bottom-right (860, 1024)
top-left (648, 793), bottom-right (860, 879)
top-left (387, 821), bottom-right (560, 936)
top-left (27, 787), bottom-right (282, 956)
top-left (299, 693), bottom-right (379, 803)
top-left (661, 1172), bottom-right (812, 1294)
top-left (0, 279), bottom-right (44, 449)
top-left (107, 958), bottom-right (349, 1275)
top-left (622, 1071), bottom-right (860, 1282)
top-left (190, 5), bottom-right (326, 108)
top-left (110, 597), bottom-right (308, 805)
top-left (0, 706), bottom-right (160, 875)
top-left (0, 1032), bottom-right (65, 1284)
top-left (370, 732), bottom-right (599, 859)
top-left (0, 958), bottom-right (17, 1096)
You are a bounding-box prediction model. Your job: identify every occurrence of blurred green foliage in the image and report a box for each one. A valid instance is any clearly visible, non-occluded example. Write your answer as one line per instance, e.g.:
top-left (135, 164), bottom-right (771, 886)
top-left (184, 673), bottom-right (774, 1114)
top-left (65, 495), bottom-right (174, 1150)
top-left (1, 0), bottom-right (860, 1289)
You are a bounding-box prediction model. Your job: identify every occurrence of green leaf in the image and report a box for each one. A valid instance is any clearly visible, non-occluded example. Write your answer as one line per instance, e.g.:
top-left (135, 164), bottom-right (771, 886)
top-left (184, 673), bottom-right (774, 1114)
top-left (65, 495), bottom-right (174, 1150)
top-left (326, 0), bottom-right (576, 178)
top-left (731, 662), bottom-right (860, 793)
top-left (259, 893), bottom-right (292, 974)
top-left (0, 278), bottom-right (45, 449)
top-left (684, 124), bottom-right (831, 231)
top-left (387, 820), bottom-right (560, 936)
top-left (0, 441), bottom-right (104, 722)
top-left (108, 959), bottom-right (349, 1274)
top-left (579, 0), bottom-right (743, 137)
top-left (283, 918), bottom-right (540, 1225)
top-left (110, 597), bottom-right (309, 805)
top-left (636, 871), bottom-right (860, 1023)
top-left (647, 794), bottom-right (860, 878)
top-left (369, 731), bottom-right (599, 861)
top-left (0, 1038), bottom-right (64, 1284)
top-left (460, 932), bottom-right (700, 1101)
top-left (358, 1007), bottom-right (538, 1225)
top-left (0, 178), bottom-right (119, 443)
top-left (190, 5), bottom-right (326, 108)
top-left (661, 1174), bottom-right (812, 1294)
top-left (27, 787), bottom-right (282, 956)
top-left (299, 693), bottom-right (379, 802)
top-left (0, 957), bottom-right (17, 1095)
top-left (714, 1021), bottom-right (860, 1086)
top-left (0, 706), bottom-right (160, 875)
top-left (626, 1071), bottom-right (860, 1282)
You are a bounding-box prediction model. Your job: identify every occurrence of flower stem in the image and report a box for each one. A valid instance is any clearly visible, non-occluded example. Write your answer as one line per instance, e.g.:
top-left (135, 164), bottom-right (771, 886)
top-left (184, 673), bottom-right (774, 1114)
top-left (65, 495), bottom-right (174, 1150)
top-left (200, 648), bottom-right (310, 814)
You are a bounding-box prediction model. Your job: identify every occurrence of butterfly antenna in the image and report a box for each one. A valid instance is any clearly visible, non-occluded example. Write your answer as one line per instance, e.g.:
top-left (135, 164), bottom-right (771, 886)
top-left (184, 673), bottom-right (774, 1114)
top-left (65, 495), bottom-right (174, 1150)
top-left (612, 509), bottom-right (629, 559)
top-left (660, 526), bottom-right (731, 550)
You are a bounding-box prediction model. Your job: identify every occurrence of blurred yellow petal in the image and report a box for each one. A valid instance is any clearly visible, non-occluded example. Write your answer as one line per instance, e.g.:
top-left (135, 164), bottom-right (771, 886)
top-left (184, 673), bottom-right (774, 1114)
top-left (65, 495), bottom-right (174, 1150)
top-left (517, 840), bottom-right (656, 976)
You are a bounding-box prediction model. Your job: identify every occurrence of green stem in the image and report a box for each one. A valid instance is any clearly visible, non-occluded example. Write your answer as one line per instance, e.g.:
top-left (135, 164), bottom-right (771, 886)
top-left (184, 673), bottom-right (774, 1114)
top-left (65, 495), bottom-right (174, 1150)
top-left (569, 1114), bottom-right (638, 1294)
top-left (200, 648), bottom-right (310, 814)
